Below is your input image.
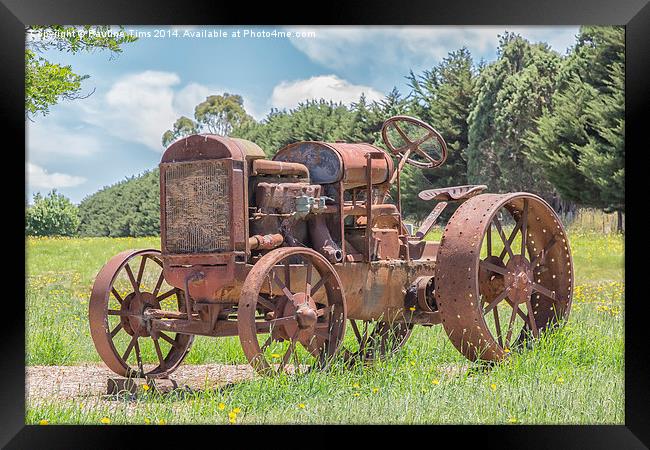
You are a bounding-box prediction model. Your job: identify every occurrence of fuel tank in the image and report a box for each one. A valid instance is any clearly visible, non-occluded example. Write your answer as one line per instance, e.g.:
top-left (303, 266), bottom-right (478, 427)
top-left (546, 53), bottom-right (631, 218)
top-left (273, 141), bottom-right (394, 189)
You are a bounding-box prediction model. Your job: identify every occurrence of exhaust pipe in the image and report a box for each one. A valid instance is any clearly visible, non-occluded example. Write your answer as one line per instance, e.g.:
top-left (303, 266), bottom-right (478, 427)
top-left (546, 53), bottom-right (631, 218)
top-left (309, 215), bottom-right (343, 263)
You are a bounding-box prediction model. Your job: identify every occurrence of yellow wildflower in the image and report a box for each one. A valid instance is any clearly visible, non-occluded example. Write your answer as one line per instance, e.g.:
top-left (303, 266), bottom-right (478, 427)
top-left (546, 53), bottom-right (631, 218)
top-left (218, 402), bottom-right (226, 411)
top-left (232, 407), bottom-right (241, 414)
top-left (158, 419), bottom-right (167, 425)
top-left (228, 411), bottom-right (237, 419)
top-left (229, 416), bottom-right (237, 424)
top-left (142, 384), bottom-right (150, 391)
top-left (432, 379), bottom-right (440, 385)
top-left (508, 417), bottom-right (518, 424)
top-left (557, 377), bottom-right (564, 384)
top-left (38, 419), bottom-right (49, 425)
top-left (144, 418), bottom-right (151, 425)
top-left (409, 306), bottom-right (416, 311)
top-left (100, 417), bottom-right (111, 424)
top-left (372, 387), bottom-right (379, 394)
top-left (298, 403), bottom-right (306, 409)
top-left (490, 383), bottom-right (497, 391)
top-left (504, 347), bottom-right (510, 353)
top-left (353, 392), bottom-right (360, 397)
top-left (271, 353), bottom-right (281, 358)
top-left (352, 382), bottom-right (360, 388)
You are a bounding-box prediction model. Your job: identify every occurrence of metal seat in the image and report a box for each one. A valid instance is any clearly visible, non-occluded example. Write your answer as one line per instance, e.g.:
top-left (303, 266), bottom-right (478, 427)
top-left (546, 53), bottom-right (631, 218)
top-left (418, 184), bottom-right (487, 202)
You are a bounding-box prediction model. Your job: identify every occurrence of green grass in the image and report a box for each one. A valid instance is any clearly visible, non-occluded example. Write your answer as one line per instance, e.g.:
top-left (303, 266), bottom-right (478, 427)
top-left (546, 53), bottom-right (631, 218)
top-left (25, 232), bottom-right (624, 425)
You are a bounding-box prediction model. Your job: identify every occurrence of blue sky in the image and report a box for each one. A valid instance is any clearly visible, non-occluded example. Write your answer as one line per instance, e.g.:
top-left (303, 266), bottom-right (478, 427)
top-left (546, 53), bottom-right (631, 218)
top-left (26, 25), bottom-right (580, 204)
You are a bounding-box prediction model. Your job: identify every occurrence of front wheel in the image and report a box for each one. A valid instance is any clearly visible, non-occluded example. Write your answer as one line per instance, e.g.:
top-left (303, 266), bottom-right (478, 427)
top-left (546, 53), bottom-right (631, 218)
top-left (89, 249), bottom-right (193, 378)
top-left (238, 247), bottom-right (347, 375)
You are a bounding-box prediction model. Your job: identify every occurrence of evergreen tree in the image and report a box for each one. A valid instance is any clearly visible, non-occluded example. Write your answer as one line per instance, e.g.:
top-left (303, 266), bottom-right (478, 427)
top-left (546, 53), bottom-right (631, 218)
top-left (466, 33), bottom-right (561, 203)
top-left (525, 26), bottom-right (624, 230)
top-left (408, 48), bottom-right (475, 190)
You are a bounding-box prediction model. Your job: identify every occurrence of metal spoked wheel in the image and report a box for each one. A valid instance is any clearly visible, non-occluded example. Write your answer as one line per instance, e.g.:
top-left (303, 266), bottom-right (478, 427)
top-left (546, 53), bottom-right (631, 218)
top-left (435, 193), bottom-right (573, 362)
top-left (342, 320), bottom-right (413, 364)
top-left (89, 249), bottom-right (193, 378)
top-left (238, 247), bottom-right (347, 375)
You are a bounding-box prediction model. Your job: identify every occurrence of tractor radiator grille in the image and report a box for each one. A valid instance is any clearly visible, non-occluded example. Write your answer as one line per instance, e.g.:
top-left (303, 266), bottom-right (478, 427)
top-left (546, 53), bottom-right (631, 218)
top-left (163, 160), bottom-right (231, 253)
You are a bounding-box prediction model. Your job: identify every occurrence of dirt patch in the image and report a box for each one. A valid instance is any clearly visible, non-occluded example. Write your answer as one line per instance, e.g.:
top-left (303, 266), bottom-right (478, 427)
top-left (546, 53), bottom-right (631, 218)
top-left (27, 363), bottom-right (257, 402)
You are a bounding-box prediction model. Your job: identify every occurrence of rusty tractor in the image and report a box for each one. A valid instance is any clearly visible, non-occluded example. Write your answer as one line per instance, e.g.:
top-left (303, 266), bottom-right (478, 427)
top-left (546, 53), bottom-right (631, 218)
top-left (89, 115), bottom-right (573, 378)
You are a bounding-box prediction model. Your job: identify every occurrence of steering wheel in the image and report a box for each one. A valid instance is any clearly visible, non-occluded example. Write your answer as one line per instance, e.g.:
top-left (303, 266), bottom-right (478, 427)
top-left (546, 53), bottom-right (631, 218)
top-left (381, 115), bottom-right (448, 169)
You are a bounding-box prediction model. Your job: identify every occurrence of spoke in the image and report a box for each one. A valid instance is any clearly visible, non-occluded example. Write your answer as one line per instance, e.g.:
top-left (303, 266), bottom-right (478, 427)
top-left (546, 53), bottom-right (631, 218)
top-left (360, 322), bottom-right (370, 352)
top-left (496, 218), bottom-right (520, 260)
top-left (525, 298), bottom-right (539, 338)
top-left (493, 308), bottom-right (503, 347)
top-left (157, 288), bottom-right (177, 302)
top-left (305, 261), bottom-right (313, 295)
top-left (107, 309), bottom-right (130, 317)
top-left (109, 323), bottom-right (123, 338)
top-left (412, 130), bottom-right (435, 147)
top-left (316, 305), bottom-right (332, 317)
top-left (393, 122), bottom-right (413, 146)
top-left (531, 235), bottom-right (559, 267)
top-left (480, 260), bottom-right (509, 276)
top-left (493, 217), bottom-right (514, 259)
top-left (269, 316), bottom-right (297, 327)
top-left (350, 320), bottom-right (363, 344)
top-left (520, 199), bottom-right (529, 256)
top-left (260, 335), bottom-right (273, 352)
top-left (314, 325), bottom-right (331, 340)
top-left (152, 337), bottom-right (166, 368)
top-left (136, 256), bottom-right (148, 288)
top-left (284, 260), bottom-right (291, 292)
top-left (111, 288), bottom-right (124, 305)
top-left (504, 305), bottom-right (519, 349)
top-left (310, 273), bottom-right (330, 297)
top-left (256, 296), bottom-right (276, 312)
top-left (152, 271), bottom-right (165, 297)
top-left (134, 339), bottom-right (144, 375)
top-left (278, 331), bottom-right (299, 373)
top-left (513, 304), bottom-right (528, 322)
top-left (486, 223), bottom-right (492, 257)
top-left (122, 335), bottom-right (137, 362)
top-left (273, 271), bottom-right (294, 301)
top-left (483, 288), bottom-right (510, 316)
top-left (532, 283), bottom-right (556, 301)
top-left (124, 263), bottom-right (140, 294)
top-left (158, 332), bottom-right (178, 348)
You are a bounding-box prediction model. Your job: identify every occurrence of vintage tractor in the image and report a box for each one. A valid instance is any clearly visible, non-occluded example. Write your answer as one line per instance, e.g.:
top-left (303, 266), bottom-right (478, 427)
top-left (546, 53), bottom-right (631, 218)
top-left (89, 115), bottom-right (573, 378)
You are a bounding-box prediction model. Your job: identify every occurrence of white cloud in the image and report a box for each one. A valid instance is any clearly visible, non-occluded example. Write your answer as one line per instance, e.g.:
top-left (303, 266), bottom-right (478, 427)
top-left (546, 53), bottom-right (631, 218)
top-left (27, 121), bottom-right (103, 161)
top-left (79, 71), bottom-right (267, 151)
top-left (270, 75), bottom-right (384, 111)
top-left (88, 70), bottom-right (181, 150)
top-left (172, 82), bottom-right (211, 118)
top-left (285, 26), bottom-right (578, 73)
top-left (27, 163), bottom-right (86, 189)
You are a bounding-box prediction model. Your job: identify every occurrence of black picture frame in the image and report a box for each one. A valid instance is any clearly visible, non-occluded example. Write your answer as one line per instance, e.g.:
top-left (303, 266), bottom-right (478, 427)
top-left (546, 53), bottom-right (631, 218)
top-left (4, 0), bottom-right (646, 447)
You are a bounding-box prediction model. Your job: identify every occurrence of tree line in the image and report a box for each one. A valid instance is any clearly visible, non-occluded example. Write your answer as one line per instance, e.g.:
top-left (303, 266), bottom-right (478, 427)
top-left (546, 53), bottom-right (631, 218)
top-left (26, 26), bottom-right (624, 236)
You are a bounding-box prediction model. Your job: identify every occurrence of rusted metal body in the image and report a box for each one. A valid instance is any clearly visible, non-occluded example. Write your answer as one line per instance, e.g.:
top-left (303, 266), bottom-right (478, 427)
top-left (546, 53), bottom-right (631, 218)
top-left (89, 116), bottom-right (574, 378)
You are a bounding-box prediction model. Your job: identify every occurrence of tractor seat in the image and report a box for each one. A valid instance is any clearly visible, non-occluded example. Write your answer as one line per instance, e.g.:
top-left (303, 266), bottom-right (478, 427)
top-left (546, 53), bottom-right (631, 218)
top-left (418, 184), bottom-right (487, 202)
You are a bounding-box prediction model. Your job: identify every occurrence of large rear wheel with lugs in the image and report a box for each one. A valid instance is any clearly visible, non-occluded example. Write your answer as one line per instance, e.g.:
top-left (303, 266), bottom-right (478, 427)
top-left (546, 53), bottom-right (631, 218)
top-left (435, 193), bottom-right (573, 362)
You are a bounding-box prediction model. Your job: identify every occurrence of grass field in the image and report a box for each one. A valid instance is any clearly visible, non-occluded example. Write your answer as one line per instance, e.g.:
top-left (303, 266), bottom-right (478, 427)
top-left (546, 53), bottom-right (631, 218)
top-left (25, 230), bottom-right (624, 425)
